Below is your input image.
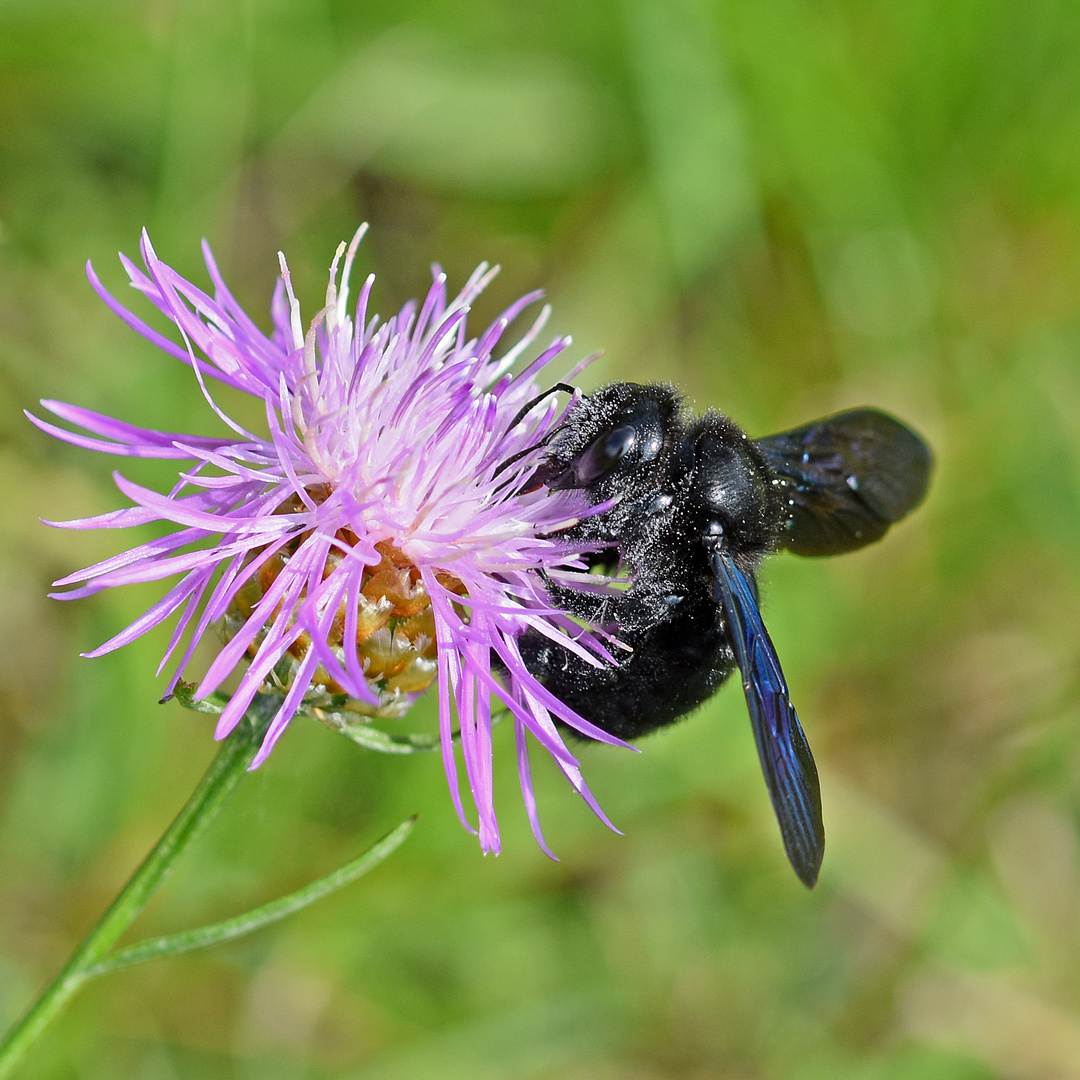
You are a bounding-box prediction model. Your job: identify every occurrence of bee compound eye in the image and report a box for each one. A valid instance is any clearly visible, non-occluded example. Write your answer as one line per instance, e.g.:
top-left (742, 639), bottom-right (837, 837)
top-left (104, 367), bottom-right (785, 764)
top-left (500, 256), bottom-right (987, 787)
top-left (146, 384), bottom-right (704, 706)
top-left (573, 424), bottom-right (638, 484)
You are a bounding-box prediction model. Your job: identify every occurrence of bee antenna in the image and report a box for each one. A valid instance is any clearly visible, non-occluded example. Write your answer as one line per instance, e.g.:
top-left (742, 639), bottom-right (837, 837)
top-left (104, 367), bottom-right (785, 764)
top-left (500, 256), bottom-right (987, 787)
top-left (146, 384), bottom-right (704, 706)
top-left (505, 382), bottom-right (577, 435)
top-left (491, 437), bottom-right (548, 483)
top-left (492, 383), bottom-right (577, 481)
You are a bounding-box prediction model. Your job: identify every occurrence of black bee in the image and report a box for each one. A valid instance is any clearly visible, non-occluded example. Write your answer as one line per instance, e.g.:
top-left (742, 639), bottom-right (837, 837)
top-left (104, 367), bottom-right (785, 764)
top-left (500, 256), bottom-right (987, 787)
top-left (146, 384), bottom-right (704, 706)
top-left (518, 383), bottom-right (932, 887)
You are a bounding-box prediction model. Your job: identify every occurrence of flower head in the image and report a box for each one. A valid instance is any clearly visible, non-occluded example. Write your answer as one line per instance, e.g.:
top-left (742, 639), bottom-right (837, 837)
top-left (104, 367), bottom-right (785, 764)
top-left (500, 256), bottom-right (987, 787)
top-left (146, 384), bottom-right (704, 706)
top-left (31, 226), bottom-right (627, 855)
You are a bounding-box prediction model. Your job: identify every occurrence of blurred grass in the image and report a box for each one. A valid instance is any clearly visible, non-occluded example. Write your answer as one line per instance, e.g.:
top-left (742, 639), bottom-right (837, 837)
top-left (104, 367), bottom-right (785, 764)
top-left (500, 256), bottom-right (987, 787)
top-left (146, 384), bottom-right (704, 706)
top-left (2, 0), bottom-right (1080, 1077)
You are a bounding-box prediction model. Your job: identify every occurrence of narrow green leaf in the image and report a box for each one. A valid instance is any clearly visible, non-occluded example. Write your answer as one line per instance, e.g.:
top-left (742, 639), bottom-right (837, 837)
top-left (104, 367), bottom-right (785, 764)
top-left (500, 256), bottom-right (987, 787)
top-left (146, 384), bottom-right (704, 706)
top-left (83, 816), bottom-right (418, 978)
top-left (313, 710), bottom-right (442, 754)
top-left (311, 706), bottom-right (508, 755)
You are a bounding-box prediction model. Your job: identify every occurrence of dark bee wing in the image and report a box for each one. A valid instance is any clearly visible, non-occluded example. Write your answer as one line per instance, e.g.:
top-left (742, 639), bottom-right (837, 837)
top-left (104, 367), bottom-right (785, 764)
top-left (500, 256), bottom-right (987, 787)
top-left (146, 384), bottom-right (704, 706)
top-left (709, 544), bottom-right (824, 887)
top-left (755, 409), bottom-right (932, 556)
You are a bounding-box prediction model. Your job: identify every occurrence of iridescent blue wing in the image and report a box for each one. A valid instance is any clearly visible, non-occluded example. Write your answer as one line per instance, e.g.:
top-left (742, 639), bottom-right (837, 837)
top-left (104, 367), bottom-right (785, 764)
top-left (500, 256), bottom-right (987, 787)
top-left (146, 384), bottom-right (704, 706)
top-left (755, 409), bottom-right (932, 556)
top-left (708, 544), bottom-right (824, 887)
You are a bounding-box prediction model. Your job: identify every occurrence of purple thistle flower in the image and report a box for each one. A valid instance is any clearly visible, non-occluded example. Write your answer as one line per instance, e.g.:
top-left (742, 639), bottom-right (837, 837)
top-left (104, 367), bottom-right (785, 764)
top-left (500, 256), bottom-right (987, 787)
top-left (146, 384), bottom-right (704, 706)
top-left (30, 226), bottom-right (631, 856)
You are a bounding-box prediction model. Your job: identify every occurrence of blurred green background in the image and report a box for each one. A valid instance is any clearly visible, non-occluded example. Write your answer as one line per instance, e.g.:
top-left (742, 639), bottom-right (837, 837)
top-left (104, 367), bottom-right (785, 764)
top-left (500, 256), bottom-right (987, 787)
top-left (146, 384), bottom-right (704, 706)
top-left (2, 0), bottom-right (1080, 1077)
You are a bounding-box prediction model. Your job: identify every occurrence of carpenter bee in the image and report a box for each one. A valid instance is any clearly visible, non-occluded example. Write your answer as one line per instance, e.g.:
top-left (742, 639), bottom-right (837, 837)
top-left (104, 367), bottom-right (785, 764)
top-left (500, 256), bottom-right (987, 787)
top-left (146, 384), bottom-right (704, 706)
top-left (518, 383), bottom-right (932, 887)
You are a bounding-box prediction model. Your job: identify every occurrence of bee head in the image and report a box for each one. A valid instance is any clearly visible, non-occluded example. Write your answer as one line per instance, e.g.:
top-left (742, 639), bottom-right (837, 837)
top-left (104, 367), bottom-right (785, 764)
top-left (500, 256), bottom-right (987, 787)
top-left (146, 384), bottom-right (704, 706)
top-left (535, 382), bottom-right (682, 503)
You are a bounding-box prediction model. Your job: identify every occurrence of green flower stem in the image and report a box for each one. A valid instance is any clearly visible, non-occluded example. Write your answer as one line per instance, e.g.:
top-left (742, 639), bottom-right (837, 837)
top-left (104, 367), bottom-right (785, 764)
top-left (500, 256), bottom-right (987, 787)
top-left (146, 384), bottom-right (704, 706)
top-left (0, 696), bottom-right (277, 1078)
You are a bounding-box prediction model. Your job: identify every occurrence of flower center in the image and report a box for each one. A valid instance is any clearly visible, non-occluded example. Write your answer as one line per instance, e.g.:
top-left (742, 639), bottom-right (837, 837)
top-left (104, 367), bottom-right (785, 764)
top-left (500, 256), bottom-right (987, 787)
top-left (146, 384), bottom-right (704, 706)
top-left (220, 489), bottom-right (466, 717)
